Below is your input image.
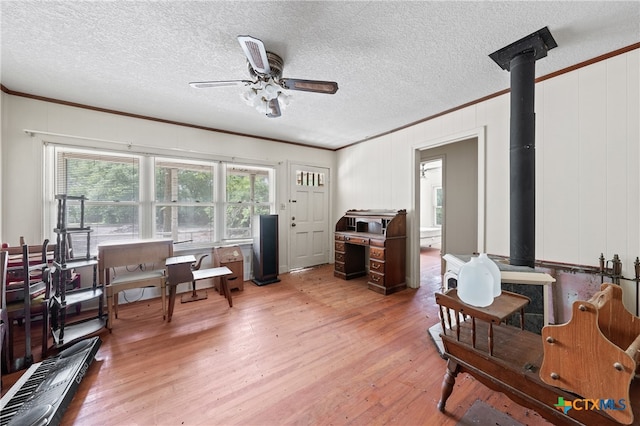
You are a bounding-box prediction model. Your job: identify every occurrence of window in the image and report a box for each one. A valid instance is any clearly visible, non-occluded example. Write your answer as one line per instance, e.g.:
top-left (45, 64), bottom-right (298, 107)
top-left (225, 165), bottom-right (273, 239)
top-left (434, 186), bottom-right (443, 226)
top-left (296, 169), bottom-right (325, 187)
top-left (52, 146), bottom-right (275, 252)
top-left (56, 148), bottom-right (140, 254)
top-left (155, 159), bottom-right (215, 244)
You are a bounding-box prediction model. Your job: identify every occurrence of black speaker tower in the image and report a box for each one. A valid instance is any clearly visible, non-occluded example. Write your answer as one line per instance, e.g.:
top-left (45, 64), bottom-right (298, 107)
top-left (252, 214), bottom-right (280, 286)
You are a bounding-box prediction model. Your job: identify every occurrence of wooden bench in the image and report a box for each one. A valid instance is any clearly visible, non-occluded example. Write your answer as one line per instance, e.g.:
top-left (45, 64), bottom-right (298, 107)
top-left (98, 239), bottom-right (173, 331)
top-left (436, 287), bottom-right (640, 425)
top-left (165, 255), bottom-right (233, 322)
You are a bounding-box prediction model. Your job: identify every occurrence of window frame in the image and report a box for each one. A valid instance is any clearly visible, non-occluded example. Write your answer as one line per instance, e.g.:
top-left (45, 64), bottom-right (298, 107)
top-left (47, 143), bottom-right (277, 252)
top-left (53, 147), bottom-right (143, 253)
top-left (154, 157), bottom-right (218, 244)
top-left (223, 163), bottom-right (275, 240)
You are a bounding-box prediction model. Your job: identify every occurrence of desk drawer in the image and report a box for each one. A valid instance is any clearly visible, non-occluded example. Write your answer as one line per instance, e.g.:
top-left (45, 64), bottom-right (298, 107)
top-left (335, 234), bottom-right (345, 241)
top-left (370, 246), bottom-right (385, 260)
top-left (370, 239), bottom-right (385, 247)
top-left (369, 259), bottom-right (385, 274)
top-left (344, 235), bottom-right (369, 245)
top-left (369, 271), bottom-right (385, 286)
top-left (335, 252), bottom-right (345, 263)
top-left (334, 261), bottom-right (345, 273)
top-left (214, 260), bottom-right (243, 291)
top-left (335, 242), bottom-right (345, 252)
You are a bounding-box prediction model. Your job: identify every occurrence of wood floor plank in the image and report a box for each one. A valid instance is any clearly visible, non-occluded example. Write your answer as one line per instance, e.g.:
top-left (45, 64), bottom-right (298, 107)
top-left (3, 257), bottom-right (551, 425)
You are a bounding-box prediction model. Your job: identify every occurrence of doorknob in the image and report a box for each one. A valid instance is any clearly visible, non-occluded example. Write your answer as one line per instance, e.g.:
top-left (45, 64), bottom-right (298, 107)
top-left (291, 223), bottom-right (296, 227)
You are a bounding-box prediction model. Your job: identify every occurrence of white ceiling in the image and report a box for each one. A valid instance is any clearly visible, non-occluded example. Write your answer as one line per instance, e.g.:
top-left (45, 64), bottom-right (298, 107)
top-left (1, 1), bottom-right (638, 150)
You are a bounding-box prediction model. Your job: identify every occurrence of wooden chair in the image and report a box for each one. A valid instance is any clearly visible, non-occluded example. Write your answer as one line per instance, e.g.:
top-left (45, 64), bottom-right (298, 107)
top-left (165, 255), bottom-right (233, 322)
top-left (1, 241), bottom-right (53, 371)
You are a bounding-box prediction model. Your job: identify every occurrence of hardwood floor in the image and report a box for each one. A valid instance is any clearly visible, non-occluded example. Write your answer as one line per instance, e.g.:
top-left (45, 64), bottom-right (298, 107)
top-left (3, 251), bottom-right (551, 425)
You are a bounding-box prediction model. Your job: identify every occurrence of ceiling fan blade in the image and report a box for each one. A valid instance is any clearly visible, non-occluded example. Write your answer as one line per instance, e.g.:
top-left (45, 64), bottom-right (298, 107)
top-left (238, 35), bottom-right (271, 75)
top-left (280, 78), bottom-right (338, 94)
top-left (189, 80), bottom-right (252, 89)
top-left (266, 98), bottom-right (281, 118)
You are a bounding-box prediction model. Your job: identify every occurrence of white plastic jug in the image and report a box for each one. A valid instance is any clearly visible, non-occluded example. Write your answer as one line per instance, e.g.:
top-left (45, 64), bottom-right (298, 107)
top-left (477, 253), bottom-right (502, 297)
top-left (457, 256), bottom-right (494, 307)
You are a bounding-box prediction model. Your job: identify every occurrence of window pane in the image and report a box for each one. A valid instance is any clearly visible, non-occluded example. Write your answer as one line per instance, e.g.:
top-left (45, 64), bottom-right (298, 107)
top-left (225, 204), bottom-right (251, 238)
top-left (56, 149), bottom-right (140, 250)
top-left (226, 165), bottom-right (270, 203)
top-left (226, 174), bottom-right (249, 202)
top-left (155, 161), bottom-right (213, 203)
top-left (435, 207), bottom-right (443, 226)
top-left (58, 152), bottom-right (139, 201)
top-left (155, 205), bottom-right (214, 243)
top-left (225, 164), bottom-right (273, 239)
top-left (253, 174), bottom-right (270, 203)
top-left (225, 204), bottom-right (270, 239)
top-left (435, 187), bottom-right (443, 207)
top-left (434, 186), bottom-right (443, 226)
top-left (68, 203), bottom-right (139, 255)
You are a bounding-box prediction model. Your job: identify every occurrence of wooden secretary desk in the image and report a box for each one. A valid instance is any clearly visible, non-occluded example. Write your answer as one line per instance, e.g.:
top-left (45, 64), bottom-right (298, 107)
top-left (334, 209), bottom-right (407, 295)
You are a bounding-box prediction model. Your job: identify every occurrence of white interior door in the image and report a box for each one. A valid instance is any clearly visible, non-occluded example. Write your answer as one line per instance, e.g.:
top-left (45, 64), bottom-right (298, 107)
top-left (289, 165), bottom-right (329, 269)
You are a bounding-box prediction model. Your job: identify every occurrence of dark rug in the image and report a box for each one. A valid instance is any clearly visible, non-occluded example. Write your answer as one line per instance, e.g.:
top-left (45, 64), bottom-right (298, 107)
top-left (457, 399), bottom-right (525, 426)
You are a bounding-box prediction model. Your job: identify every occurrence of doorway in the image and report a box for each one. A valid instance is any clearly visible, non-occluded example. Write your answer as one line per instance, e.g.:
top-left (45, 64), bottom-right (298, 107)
top-left (288, 164), bottom-right (330, 269)
top-left (419, 158), bottom-right (444, 287)
top-left (421, 138), bottom-right (478, 256)
top-left (414, 134), bottom-right (482, 287)
top-left (419, 158), bottom-right (443, 252)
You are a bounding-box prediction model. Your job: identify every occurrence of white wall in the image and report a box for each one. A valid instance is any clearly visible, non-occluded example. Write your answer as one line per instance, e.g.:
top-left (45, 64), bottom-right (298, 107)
top-left (336, 49), bottom-right (639, 309)
top-left (2, 49), bottom-right (638, 308)
top-left (0, 94), bottom-right (336, 274)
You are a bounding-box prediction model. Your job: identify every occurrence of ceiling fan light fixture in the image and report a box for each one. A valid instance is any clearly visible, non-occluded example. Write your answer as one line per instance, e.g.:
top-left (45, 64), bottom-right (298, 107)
top-left (278, 92), bottom-right (291, 108)
top-left (252, 94), bottom-right (265, 109)
top-left (255, 98), bottom-right (268, 113)
top-left (242, 88), bottom-right (258, 103)
top-left (241, 82), bottom-right (291, 115)
top-left (263, 83), bottom-right (279, 101)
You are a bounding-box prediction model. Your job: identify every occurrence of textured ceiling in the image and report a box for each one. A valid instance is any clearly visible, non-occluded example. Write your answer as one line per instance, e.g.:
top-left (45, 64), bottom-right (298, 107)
top-left (1, 1), bottom-right (639, 150)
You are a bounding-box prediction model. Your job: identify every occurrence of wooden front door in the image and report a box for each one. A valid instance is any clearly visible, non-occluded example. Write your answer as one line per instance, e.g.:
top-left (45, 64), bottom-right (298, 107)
top-left (289, 164), bottom-right (329, 269)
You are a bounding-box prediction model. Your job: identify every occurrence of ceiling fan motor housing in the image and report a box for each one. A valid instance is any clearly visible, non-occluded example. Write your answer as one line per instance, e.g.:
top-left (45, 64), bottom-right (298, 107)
top-left (248, 52), bottom-right (284, 80)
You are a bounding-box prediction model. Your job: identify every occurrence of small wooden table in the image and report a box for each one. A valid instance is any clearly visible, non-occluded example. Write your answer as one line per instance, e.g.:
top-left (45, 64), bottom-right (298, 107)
top-left (165, 255), bottom-right (233, 322)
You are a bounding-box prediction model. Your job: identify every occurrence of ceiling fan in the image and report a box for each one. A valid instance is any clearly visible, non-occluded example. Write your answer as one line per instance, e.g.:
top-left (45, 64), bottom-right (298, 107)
top-left (189, 35), bottom-right (339, 118)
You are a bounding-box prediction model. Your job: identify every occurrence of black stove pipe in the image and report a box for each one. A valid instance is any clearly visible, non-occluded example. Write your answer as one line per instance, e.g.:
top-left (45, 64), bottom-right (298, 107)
top-left (509, 52), bottom-right (536, 267)
top-left (489, 27), bottom-right (557, 268)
